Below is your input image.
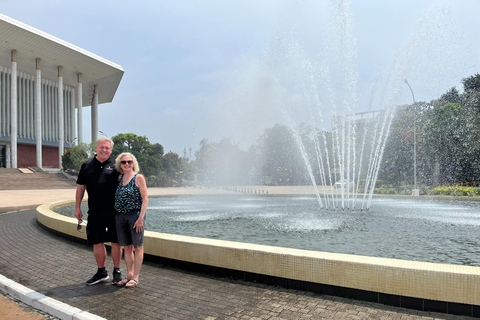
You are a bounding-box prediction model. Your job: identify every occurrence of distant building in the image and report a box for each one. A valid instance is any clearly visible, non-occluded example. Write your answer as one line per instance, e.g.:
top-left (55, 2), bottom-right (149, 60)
top-left (0, 14), bottom-right (124, 168)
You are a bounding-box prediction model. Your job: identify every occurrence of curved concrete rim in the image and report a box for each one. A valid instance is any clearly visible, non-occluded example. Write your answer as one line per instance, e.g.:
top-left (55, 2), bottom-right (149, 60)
top-left (36, 199), bottom-right (480, 310)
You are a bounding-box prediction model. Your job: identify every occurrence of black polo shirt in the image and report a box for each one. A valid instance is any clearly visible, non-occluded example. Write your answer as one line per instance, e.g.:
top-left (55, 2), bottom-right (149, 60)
top-left (76, 156), bottom-right (120, 215)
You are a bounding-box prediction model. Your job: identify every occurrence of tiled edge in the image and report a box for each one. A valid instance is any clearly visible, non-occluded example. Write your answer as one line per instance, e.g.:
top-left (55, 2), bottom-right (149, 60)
top-left (143, 232), bottom-right (480, 306)
top-left (37, 200), bottom-right (480, 315)
top-left (0, 274), bottom-right (105, 320)
top-left (37, 201), bottom-right (87, 241)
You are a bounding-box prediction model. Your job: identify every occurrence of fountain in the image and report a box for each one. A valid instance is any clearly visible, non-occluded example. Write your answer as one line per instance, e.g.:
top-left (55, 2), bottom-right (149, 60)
top-left (206, 1), bottom-right (471, 211)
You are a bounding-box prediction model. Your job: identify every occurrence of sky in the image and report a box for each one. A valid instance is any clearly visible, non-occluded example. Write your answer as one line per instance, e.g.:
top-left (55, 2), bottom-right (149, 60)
top-left (2, 0), bottom-right (480, 157)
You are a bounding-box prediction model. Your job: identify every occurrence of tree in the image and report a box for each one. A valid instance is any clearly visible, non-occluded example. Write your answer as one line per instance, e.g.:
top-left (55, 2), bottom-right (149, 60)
top-left (462, 73), bottom-right (480, 94)
top-left (111, 133), bottom-right (164, 183)
top-left (378, 105), bottom-right (418, 186)
top-left (61, 143), bottom-right (94, 174)
top-left (162, 152), bottom-right (185, 186)
top-left (252, 124), bottom-right (306, 185)
top-left (193, 138), bottom-right (250, 186)
top-left (193, 139), bottom-right (214, 185)
top-left (439, 87), bottom-right (460, 104)
top-left (421, 102), bottom-right (466, 185)
top-left (377, 73), bottom-right (480, 187)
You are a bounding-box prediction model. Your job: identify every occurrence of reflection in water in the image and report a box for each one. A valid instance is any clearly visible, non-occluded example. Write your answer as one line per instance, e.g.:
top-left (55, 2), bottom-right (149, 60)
top-left (57, 195), bottom-right (480, 266)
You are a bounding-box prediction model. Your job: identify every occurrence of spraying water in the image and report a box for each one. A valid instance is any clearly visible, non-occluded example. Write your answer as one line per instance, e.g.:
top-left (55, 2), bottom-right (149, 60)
top-left (209, 0), bottom-right (469, 211)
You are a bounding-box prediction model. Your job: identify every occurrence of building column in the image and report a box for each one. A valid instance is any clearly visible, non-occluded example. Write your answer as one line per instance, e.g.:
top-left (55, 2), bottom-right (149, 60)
top-left (10, 50), bottom-right (17, 168)
top-left (6, 145), bottom-right (11, 168)
top-left (91, 85), bottom-right (98, 142)
top-left (35, 58), bottom-right (42, 168)
top-left (76, 73), bottom-right (83, 144)
top-left (58, 66), bottom-right (64, 168)
top-left (70, 88), bottom-right (75, 147)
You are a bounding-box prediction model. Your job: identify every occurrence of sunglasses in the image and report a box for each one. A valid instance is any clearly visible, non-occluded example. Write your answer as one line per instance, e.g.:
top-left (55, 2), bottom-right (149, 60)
top-left (77, 219), bottom-right (84, 232)
top-left (121, 160), bottom-right (133, 165)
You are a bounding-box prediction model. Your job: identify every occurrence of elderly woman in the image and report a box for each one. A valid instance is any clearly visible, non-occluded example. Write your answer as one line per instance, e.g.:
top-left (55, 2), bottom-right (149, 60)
top-left (114, 152), bottom-right (148, 288)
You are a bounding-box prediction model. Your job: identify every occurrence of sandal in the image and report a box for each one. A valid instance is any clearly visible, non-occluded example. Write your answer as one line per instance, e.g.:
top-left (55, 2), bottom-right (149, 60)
top-left (125, 278), bottom-right (139, 288)
top-left (117, 278), bottom-right (131, 287)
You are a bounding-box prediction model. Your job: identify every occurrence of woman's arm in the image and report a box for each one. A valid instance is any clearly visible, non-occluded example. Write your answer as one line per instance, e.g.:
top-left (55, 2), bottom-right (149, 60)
top-left (133, 174), bottom-right (148, 232)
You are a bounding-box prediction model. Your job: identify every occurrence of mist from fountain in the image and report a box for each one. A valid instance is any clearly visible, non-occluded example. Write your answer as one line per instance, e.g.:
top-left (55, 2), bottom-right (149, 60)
top-left (207, 1), bottom-right (469, 211)
top-left (271, 1), bottom-right (398, 211)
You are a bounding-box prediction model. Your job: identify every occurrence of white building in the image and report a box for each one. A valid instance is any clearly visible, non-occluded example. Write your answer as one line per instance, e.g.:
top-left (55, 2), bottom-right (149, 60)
top-left (0, 13), bottom-right (124, 168)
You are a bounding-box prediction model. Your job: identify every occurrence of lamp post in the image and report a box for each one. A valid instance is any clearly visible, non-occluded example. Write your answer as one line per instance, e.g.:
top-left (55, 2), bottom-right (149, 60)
top-left (99, 130), bottom-right (108, 138)
top-left (67, 137), bottom-right (77, 148)
top-left (404, 79), bottom-right (418, 196)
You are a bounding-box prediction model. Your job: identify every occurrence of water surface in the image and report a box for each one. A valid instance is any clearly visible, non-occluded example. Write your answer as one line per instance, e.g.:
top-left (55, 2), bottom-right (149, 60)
top-left (57, 195), bottom-right (480, 266)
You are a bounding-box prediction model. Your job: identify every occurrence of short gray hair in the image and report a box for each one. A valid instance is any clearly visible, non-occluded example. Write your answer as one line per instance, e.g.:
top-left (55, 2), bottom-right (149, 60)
top-left (96, 137), bottom-right (114, 149)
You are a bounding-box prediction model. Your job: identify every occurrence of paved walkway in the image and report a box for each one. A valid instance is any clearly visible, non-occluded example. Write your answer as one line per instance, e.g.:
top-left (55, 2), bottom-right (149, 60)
top-left (0, 188), bottom-right (476, 319)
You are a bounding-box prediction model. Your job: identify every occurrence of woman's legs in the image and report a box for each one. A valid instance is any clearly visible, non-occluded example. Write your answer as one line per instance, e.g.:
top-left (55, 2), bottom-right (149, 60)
top-left (123, 244), bottom-right (135, 279)
top-left (121, 211), bottom-right (144, 287)
top-left (132, 246), bottom-right (144, 280)
top-left (123, 245), bottom-right (143, 287)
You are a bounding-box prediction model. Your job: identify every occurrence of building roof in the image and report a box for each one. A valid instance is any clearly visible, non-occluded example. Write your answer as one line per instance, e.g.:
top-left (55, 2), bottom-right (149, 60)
top-left (0, 13), bottom-right (124, 107)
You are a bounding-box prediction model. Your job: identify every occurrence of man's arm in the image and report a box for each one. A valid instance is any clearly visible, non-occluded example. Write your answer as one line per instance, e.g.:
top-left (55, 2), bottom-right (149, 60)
top-left (75, 184), bottom-right (86, 221)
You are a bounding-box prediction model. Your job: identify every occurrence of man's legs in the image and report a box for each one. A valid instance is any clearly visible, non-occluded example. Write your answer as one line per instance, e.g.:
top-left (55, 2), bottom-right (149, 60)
top-left (86, 243), bottom-right (109, 285)
top-left (93, 243), bottom-right (107, 268)
top-left (111, 242), bottom-right (122, 268)
top-left (86, 214), bottom-right (123, 285)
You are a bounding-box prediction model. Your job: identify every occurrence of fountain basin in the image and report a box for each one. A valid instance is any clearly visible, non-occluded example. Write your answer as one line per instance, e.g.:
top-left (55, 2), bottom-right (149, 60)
top-left (57, 194), bottom-right (480, 267)
top-left (37, 198), bottom-right (480, 316)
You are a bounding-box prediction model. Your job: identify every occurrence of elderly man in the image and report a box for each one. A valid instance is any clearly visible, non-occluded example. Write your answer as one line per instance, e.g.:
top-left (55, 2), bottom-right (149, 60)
top-left (75, 137), bottom-right (122, 285)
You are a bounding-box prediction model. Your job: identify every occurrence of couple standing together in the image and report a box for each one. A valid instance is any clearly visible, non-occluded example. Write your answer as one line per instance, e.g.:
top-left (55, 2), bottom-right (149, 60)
top-left (75, 137), bottom-right (148, 288)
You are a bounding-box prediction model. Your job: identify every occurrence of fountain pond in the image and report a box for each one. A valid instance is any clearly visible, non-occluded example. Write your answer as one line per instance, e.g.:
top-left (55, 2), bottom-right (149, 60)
top-left (55, 194), bottom-right (480, 267)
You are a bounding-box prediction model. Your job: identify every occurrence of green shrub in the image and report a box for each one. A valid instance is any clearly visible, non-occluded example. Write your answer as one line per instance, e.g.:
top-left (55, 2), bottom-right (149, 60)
top-left (61, 143), bottom-right (93, 174)
top-left (430, 186), bottom-right (480, 197)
